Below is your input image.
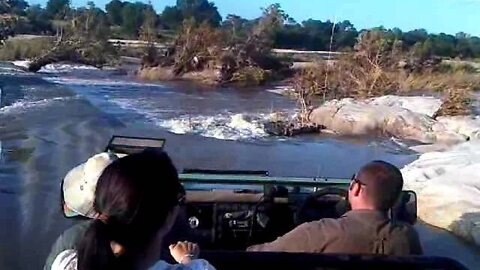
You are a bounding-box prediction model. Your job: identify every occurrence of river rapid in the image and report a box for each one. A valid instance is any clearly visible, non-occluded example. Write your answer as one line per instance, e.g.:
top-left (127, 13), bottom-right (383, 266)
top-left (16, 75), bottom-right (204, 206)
top-left (0, 62), bottom-right (478, 269)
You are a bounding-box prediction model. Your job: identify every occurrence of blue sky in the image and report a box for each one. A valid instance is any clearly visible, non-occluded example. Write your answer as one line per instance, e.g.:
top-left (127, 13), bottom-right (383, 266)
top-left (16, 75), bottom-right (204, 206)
top-left (28, 0), bottom-right (480, 36)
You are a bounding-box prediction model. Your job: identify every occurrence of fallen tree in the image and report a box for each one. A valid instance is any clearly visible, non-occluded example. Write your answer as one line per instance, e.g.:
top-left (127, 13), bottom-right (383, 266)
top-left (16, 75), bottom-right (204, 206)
top-left (27, 6), bottom-right (118, 72)
top-left (27, 38), bottom-right (115, 72)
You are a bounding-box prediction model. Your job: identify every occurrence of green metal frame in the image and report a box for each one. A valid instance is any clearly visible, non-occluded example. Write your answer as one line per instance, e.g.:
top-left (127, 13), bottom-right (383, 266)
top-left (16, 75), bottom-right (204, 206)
top-left (179, 173), bottom-right (351, 189)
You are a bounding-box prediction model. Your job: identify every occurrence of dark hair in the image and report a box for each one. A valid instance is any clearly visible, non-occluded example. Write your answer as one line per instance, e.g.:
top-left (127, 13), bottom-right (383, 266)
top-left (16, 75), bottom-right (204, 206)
top-left (357, 160), bottom-right (403, 211)
top-left (77, 149), bottom-right (183, 270)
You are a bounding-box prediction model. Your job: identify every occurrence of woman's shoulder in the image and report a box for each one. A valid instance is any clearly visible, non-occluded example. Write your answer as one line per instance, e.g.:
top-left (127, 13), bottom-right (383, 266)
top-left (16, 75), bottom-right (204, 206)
top-left (51, 250), bottom-right (77, 270)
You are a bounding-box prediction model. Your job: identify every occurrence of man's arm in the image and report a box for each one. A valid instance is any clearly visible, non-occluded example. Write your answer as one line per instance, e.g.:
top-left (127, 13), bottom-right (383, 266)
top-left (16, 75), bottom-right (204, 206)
top-left (247, 222), bottom-right (326, 253)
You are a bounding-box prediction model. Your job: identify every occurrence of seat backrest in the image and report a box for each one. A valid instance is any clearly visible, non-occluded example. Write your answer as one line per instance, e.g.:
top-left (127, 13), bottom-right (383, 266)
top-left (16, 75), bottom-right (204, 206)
top-left (201, 251), bottom-right (468, 270)
top-left (390, 190), bottom-right (417, 224)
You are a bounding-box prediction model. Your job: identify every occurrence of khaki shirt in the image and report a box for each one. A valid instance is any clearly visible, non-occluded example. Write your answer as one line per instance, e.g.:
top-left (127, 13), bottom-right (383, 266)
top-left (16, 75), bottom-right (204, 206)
top-left (248, 210), bottom-right (423, 255)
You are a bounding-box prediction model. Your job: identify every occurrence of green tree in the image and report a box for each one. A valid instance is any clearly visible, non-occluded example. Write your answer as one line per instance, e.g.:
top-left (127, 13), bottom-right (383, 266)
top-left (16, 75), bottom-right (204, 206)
top-left (120, 2), bottom-right (145, 37)
top-left (139, 7), bottom-right (158, 41)
top-left (222, 14), bottom-right (250, 43)
top-left (257, 3), bottom-right (288, 37)
top-left (334, 20), bottom-right (358, 50)
top-left (24, 4), bottom-right (51, 34)
top-left (176, 0), bottom-right (221, 27)
top-left (391, 27), bottom-right (403, 40)
top-left (46, 0), bottom-right (70, 19)
top-left (72, 2), bottom-right (109, 39)
top-left (430, 33), bottom-right (456, 57)
top-left (105, 0), bottom-right (124, 25)
top-left (299, 19), bottom-right (334, 50)
top-left (402, 29), bottom-right (428, 46)
top-left (411, 39), bottom-right (433, 60)
top-left (469, 37), bottom-right (480, 58)
top-left (0, 0), bottom-right (28, 15)
top-left (160, 6), bottom-right (183, 29)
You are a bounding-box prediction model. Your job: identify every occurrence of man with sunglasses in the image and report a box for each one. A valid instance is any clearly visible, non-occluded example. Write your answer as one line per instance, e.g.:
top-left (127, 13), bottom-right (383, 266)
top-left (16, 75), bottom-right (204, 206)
top-left (248, 160), bottom-right (423, 255)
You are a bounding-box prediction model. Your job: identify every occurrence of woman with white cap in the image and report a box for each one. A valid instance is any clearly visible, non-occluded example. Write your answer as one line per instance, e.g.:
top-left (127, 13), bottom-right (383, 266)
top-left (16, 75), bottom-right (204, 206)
top-left (45, 152), bottom-right (119, 270)
top-left (51, 149), bottom-right (214, 270)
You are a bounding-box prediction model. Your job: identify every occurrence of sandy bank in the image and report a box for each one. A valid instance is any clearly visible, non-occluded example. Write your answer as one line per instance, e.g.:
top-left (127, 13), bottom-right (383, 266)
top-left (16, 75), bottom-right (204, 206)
top-left (137, 66), bottom-right (220, 86)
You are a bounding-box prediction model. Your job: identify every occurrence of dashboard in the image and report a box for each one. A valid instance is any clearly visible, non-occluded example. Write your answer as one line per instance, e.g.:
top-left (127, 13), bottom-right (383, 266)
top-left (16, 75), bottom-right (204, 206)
top-left (176, 187), bottom-right (415, 251)
top-left (181, 189), bottom-right (324, 250)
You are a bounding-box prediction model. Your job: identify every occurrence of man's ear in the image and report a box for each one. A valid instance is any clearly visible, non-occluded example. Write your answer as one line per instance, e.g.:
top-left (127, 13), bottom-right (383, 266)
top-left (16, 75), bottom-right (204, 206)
top-left (351, 182), bottom-right (361, 197)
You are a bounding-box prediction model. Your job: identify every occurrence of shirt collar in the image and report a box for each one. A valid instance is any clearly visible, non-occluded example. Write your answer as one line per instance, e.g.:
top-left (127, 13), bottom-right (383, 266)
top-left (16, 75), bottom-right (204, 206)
top-left (342, 209), bottom-right (389, 220)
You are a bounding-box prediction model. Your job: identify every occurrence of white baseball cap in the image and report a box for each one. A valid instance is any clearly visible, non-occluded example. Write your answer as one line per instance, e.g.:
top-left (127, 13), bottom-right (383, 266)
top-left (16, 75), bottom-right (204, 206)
top-left (62, 152), bottom-right (118, 218)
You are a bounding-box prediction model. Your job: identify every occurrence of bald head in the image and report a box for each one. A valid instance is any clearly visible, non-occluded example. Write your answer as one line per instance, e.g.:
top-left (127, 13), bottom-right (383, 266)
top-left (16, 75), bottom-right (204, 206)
top-left (356, 161), bottom-right (403, 211)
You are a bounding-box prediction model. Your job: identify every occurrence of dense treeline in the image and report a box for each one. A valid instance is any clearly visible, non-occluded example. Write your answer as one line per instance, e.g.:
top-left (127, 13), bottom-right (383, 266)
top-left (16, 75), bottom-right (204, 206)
top-left (1, 0), bottom-right (480, 59)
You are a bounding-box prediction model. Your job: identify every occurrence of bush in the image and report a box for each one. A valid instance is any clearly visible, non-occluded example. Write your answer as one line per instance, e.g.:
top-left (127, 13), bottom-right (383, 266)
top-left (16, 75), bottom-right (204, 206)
top-left (436, 62), bottom-right (478, 74)
top-left (400, 71), bottom-right (480, 92)
top-left (291, 29), bottom-right (480, 117)
top-left (230, 66), bottom-right (271, 87)
top-left (435, 88), bottom-right (472, 117)
top-left (0, 37), bottom-right (53, 60)
top-left (138, 66), bottom-right (175, 81)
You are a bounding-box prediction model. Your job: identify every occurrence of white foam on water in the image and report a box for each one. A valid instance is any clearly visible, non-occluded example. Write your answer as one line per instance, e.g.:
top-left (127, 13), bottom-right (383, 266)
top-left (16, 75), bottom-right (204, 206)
top-left (11, 61), bottom-right (100, 74)
top-left (105, 96), bottom-right (269, 140)
top-left (266, 86), bottom-right (295, 96)
top-left (111, 98), bottom-right (176, 114)
top-left (43, 76), bottom-right (165, 88)
top-left (11, 60), bottom-right (30, 69)
top-left (12, 60), bottom-right (99, 72)
top-left (0, 96), bottom-right (76, 115)
top-left (157, 113), bottom-right (268, 140)
top-left (0, 65), bottom-right (30, 76)
top-left (38, 63), bottom-right (99, 73)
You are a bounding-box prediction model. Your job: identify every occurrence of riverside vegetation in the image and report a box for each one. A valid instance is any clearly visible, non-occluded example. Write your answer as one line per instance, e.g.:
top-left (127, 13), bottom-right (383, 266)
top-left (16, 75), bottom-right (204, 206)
top-left (1, 0), bottom-right (479, 122)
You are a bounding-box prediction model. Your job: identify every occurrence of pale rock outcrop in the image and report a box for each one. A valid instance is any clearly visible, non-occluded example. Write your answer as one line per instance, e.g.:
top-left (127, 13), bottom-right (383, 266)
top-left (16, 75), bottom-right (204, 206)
top-left (402, 141), bottom-right (480, 245)
top-left (309, 96), bottom-right (466, 143)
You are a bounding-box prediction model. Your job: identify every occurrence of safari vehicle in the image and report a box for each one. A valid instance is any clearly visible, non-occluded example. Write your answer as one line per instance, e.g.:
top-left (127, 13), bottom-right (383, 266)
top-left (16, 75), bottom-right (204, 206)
top-left (104, 136), bottom-right (469, 270)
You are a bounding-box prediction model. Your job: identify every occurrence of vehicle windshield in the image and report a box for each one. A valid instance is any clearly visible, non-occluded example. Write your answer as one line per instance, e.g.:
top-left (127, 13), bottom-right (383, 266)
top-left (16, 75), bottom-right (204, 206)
top-left (0, 0), bottom-right (479, 269)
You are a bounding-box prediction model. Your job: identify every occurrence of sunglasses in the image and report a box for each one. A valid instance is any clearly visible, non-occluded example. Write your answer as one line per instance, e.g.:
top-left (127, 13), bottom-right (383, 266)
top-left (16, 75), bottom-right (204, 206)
top-left (350, 174), bottom-right (367, 189)
top-left (177, 193), bottom-right (186, 206)
top-left (177, 184), bottom-right (186, 206)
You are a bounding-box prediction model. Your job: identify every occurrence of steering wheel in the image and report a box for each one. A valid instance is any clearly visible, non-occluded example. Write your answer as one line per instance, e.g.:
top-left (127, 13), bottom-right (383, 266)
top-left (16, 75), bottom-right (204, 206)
top-left (296, 187), bottom-right (350, 225)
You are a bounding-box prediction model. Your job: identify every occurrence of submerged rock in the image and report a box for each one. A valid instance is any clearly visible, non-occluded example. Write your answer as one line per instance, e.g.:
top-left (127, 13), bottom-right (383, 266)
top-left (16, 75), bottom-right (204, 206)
top-left (264, 121), bottom-right (324, 136)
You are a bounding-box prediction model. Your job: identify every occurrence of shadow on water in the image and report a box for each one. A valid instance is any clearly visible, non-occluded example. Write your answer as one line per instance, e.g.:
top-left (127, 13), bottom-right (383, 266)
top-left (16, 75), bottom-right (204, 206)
top-left (5, 147), bottom-right (35, 163)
